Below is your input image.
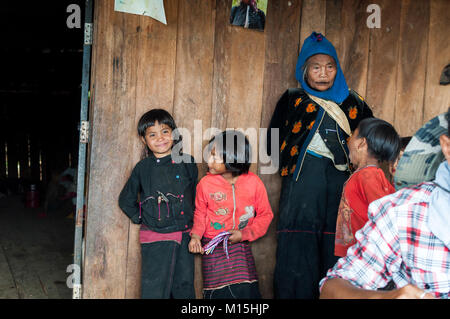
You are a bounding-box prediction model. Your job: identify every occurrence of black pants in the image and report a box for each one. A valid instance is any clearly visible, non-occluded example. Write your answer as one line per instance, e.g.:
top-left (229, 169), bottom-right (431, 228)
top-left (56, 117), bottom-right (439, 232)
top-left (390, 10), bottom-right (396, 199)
top-left (203, 282), bottom-right (261, 299)
top-left (141, 232), bottom-right (195, 299)
top-left (273, 154), bottom-right (349, 299)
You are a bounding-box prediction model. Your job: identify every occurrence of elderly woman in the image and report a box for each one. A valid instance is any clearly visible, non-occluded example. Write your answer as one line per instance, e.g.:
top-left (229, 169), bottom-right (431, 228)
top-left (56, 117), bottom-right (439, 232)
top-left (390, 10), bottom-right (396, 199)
top-left (268, 32), bottom-right (373, 298)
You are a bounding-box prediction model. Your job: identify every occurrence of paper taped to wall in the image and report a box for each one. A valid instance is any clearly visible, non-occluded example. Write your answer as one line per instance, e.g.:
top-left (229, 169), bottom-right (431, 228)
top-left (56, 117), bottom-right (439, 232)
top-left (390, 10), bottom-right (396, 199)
top-left (114, 0), bottom-right (167, 25)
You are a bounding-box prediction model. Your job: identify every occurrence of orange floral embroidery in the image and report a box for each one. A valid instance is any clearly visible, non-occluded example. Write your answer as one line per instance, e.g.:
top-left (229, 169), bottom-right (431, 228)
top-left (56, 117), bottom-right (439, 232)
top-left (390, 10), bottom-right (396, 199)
top-left (280, 140), bottom-right (287, 151)
top-left (307, 120), bottom-right (315, 130)
top-left (281, 167), bottom-right (288, 176)
top-left (306, 103), bottom-right (316, 113)
top-left (292, 121), bottom-right (302, 133)
top-left (349, 107), bottom-right (358, 119)
top-left (294, 98), bottom-right (302, 107)
top-left (290, 145), bottom-right (299, 157)
top-left (290, 165), bottom-right (296, 174)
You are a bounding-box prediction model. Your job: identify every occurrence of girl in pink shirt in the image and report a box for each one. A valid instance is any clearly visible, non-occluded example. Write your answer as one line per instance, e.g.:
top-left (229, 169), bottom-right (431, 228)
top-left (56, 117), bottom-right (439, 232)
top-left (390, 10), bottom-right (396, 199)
top-left (189, 130), bottom-right (273, 299)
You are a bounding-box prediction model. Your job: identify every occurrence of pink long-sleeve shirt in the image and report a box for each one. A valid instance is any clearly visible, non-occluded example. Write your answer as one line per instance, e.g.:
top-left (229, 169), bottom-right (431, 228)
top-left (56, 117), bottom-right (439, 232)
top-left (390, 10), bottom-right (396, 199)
top-left (190, 172), bottom-right (273, 242)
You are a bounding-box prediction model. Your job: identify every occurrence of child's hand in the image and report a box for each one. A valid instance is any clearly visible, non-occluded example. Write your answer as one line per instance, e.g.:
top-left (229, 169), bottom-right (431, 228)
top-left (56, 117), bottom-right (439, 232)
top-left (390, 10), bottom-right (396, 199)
top-left (228, 230), bottom-right (242, 244)
top-left (188, 234), bottom-right (204, 254)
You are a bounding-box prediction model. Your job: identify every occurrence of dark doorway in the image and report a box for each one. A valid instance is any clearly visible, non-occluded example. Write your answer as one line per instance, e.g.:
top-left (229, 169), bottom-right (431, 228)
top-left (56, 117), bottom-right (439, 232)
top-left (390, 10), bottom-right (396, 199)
top-left (0, 1), bottom-right (84, 298)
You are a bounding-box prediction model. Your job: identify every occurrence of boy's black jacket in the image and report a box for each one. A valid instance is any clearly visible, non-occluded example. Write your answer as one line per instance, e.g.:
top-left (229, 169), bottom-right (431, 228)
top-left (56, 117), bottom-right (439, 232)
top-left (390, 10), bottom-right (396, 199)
top-left (119, 153), bottom-right (198, 233)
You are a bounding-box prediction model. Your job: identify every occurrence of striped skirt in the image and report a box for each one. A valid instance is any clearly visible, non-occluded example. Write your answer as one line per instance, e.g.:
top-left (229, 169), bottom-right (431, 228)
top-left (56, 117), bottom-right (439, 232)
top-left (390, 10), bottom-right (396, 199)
top-left (201, 237), bottom-right (258, 290)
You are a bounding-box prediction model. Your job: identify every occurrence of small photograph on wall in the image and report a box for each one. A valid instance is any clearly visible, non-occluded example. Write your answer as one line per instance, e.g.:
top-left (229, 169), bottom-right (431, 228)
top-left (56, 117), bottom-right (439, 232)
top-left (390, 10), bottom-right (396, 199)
top-left (230, 0), bottom-right (267, 31)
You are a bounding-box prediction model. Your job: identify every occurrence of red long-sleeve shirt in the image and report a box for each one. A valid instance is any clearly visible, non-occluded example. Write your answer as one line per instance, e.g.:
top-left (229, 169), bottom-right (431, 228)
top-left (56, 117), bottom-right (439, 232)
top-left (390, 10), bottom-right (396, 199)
top-left (190, 172), bottom-right (273, 242)
top-left (335, 166), bottom-right (396, 257)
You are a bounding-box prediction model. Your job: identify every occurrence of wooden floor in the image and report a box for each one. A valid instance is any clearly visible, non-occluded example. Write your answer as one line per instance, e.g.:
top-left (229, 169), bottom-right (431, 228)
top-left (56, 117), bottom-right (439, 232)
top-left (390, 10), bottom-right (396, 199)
top-left (0, 195), bottom-right (74, 299)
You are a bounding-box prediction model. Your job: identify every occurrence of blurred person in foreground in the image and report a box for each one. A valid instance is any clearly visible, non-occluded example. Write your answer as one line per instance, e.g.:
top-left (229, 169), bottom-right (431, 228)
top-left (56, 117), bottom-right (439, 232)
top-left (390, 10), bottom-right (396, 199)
top-left (320, 109), bottom-right (450, 299)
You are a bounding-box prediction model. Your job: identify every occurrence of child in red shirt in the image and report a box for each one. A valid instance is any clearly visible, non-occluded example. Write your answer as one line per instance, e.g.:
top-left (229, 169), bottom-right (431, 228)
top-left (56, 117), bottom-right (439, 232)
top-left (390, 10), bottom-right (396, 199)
top-left (335, 118), bottom-right (400, 257)
top-left (189, 130), bottom-right (273, 299)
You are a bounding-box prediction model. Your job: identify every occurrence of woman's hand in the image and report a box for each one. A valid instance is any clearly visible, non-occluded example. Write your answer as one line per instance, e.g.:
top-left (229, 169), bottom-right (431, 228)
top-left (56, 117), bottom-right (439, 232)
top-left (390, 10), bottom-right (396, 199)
top-left (228, 230), bottom-right (242, 244)
top-left (188, 234), bottom-right (204, 254)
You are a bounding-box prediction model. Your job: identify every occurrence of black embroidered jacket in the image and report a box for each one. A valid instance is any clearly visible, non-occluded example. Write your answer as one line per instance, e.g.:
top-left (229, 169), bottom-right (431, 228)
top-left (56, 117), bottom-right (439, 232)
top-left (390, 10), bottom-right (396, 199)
top-left (118, 153), bottom-right (198, 233)
top-left (267, 88), bottom-right (373, 180)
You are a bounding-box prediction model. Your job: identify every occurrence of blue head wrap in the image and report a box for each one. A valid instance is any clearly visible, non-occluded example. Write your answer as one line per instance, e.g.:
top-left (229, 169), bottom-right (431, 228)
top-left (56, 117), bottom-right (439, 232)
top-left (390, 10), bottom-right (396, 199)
top-left (295, 32), bottom-right (349, 104)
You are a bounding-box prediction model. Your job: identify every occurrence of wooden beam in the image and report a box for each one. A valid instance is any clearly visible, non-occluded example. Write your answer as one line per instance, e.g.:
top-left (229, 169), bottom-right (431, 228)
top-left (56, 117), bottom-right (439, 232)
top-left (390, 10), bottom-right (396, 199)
top-left (124, 0), bottom-right (180, 299)
top-left (299, 0), bottom-right (326, 47)
top-left (339, 0), bottom-right (372, 97)
top-left (226, 26), bottom-right (265, 174)
top-left (394, 0), bottom-right (430, 136)
top-left (83, 0), bottom-right (142, 298)
top-left (173, 0), bottom-right (215, 174)
top-left (257, 0), bottom-right (303, 299)
top-left (365, 0), bottom-right (401, 123)
top-left (423, 0), bottom-right (450, 123)
top-left (325, 0), bottom-right (343, 58)
top-left (172, 0), bottom-right (216, 299)
top-left (211, 0), bottom-right (233, 132)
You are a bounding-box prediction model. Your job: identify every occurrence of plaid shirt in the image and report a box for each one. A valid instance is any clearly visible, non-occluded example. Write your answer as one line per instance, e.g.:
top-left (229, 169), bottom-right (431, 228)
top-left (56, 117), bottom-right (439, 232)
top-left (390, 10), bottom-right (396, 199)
top-left (319, 182), bottom-right (450, 299)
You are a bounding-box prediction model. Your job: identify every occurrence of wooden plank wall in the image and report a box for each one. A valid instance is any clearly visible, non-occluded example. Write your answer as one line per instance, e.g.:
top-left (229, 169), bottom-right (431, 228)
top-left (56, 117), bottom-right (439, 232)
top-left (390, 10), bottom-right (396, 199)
top-left (84, 0), bottom-right (450, 298)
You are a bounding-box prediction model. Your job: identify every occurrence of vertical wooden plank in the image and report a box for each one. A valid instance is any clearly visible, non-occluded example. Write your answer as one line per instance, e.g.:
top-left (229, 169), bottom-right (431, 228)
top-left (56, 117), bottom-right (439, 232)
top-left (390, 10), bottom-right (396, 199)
top-left (83, 0), bottom-right (141, 298)
top-left (226, 25), bottom-right (267, 297)
top-left (394, 0), bottom-right (430, 136)
top-left (325, 0), bottom-right (343, 58)
top-left (128, 0), bottom-right (180, 298)
top-left (211, 0), bottom-right (232, 132)
top-left (133, 0), bottom-right (179, 113)
top-left (173, 0), bottom-right (215, 172)
top-left (172, 0), bottom-right (215, 299)
top-left (257, 0), bottom-right (303, 299)
top-left (124, 0), bottom-right (180, 299)
top-left (339, 0), bottom-right (371, 97)
top-left (226, 27), bottom-right (265, 174)
top-left (423, 0), bottom-right (450, 122)
top-left (299, 0), bottom-right (326, 46)
top-left (365, 0), bottom-right (401, 122)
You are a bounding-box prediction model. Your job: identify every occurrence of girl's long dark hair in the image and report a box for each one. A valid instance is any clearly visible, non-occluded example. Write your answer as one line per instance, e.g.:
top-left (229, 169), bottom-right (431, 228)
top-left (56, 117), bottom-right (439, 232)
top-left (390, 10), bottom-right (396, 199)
top-left (357, 117), bottom-right (400, 163)
top-left (208, 130), bottom-right (251, 177)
